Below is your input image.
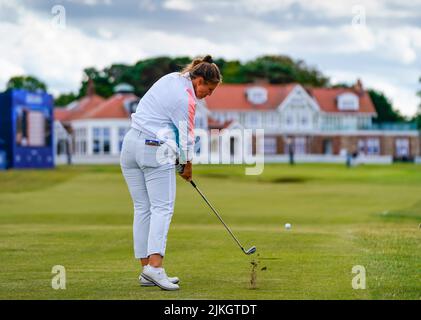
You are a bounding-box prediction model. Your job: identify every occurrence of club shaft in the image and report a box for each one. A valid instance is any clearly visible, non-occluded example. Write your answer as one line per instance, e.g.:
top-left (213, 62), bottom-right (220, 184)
top-left (190, 180), bottom-right (245, 251)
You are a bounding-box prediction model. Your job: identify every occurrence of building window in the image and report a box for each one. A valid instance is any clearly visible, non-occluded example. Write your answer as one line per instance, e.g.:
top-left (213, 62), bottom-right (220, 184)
top-left (245, 113), bottom-right (259, 127)
top-left (294, 137), bottom-right (306, 154)
top-left (246, 87), bottom-right (268, 105)
top-left (93, 127), bottom-right (111, 155)
top-left (395, 139), bottom-right (409, 157)
top-left (358, 139), bottom-right (365, 154)
top-left (57, 140), bottom-right (67, 155)
top-left (322, 139), bottom-right (333, 155)
top-left (118, 127), bottom-right (129, 151)
top-left (366, 138), bottom-right (380, 155)
top-left (264, 137), bottom-right (277, 155)
top-left (285, 113), bottom-right (294, 127)
top-left (230, 137), bottom-right (235, 156)
top-left (266, 113), bottom-right (277, 127)
top-left (342, 116), bottom-right (357, 130)
top-left (93, 128), bottom-right (100, 154)
top-left (337, 93), bottom-right (359, 111)
top-left (75, 128), bottom-right (87, 155)
top-left (103, 128), bottom-right (110, 154)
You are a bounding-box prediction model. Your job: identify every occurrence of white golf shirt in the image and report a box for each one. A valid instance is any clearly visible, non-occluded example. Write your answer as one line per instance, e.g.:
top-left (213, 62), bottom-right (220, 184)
top-left (131, 72), bottom-right (198, 163)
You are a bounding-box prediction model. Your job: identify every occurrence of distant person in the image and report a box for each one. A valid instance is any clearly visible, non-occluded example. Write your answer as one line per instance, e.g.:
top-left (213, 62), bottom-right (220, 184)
top-left (352, 150), bottom-right (359, 166)
top-left (287, 137), bottom-right (295, 165)
top-left (120, 55), bottom-right (221, 290)
top-left (65, 137), bottom-right (72, 165)
top-left (346, 150), bottom-right (352, 168)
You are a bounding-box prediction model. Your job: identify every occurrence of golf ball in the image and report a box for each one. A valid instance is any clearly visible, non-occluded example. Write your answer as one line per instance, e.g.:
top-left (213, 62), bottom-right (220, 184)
top-left (285, 223), bottom-right (292, 230)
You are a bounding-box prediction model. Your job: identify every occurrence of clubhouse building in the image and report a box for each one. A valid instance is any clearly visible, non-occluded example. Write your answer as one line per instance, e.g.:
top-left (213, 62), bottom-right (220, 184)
top-left (54, 79), bottom-right (420, 164)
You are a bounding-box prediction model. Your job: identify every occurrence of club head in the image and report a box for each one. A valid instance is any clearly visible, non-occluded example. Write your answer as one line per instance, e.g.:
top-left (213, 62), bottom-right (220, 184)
top-left (244, 246), bottom-right (256, 255)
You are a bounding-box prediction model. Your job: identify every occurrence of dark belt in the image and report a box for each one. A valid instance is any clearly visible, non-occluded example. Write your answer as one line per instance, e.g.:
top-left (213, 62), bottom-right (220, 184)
top-left (145, 139), bottom-right (164, 147)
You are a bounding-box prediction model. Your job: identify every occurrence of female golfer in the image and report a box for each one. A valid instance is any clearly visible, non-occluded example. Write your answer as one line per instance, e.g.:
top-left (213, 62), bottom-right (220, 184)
top-left (120, 55), bottom-right (221, 290)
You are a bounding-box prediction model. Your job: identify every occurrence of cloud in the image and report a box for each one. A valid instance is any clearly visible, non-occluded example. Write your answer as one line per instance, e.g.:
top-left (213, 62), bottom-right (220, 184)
top-left (328, 69), bottom-right (420, 117)
top-left (67, 0), bottom-right (113, 5)
top-left (0, 3), bottom-right (144, 95)
top-left (0, 58), bottom-right (25, 86)
top-left (0, 0), bottom-right (420, 116)
top-left (378, 31), bottom-right (417, 64)
top-left (0, 2), bottom-right (241, 95)
top-left (163, 0), bottom-right (193, 12)
top-left (139, 0), bottom-right (158, 12)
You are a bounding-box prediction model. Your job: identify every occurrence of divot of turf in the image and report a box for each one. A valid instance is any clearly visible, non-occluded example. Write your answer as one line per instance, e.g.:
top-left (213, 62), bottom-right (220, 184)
top-left (250, 258), bottom-right (258, 289)
top-left (249, 254), bottom-right (267, 290)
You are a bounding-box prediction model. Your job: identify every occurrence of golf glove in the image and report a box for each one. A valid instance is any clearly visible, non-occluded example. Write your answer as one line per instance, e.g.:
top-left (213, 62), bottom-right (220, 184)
top-left (175, 159), bottom-right (185, 174)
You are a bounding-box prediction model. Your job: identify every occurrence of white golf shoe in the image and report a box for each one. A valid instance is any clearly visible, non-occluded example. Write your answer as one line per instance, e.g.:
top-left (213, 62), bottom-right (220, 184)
top-left (139, 274), bottom-right (180, 287)
top-left (141, 265), bottom-right (180, 291)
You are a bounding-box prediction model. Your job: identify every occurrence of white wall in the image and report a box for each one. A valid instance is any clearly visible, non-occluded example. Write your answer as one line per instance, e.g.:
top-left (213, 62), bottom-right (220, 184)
top-left (71, 119), bottom-right (131, 156)
top-left (280, 103), bottom-right (317, 132)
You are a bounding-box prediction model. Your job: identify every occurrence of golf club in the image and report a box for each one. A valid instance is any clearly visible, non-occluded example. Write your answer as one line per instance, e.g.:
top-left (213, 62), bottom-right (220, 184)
top-left (190, 180), bottom-right (256, 255)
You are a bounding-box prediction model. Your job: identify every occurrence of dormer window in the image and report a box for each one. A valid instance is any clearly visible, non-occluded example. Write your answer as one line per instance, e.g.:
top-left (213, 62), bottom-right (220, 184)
top-left (286, 115), bottom-right (293, 125)
top-left (337, 93), bottom-right (359, 111)
top-left (246, 87), bottom-right (268, 105)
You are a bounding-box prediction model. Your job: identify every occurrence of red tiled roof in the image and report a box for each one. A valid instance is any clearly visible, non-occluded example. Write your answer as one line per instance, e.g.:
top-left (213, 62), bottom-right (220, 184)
top-left (67, 94), bottom-right (106, 121)
top-left (205, 83), bottom-right (296, 111)
top-left (54, 93), bottom-right (138, 121)
top-left (308, 87), bottom-right (376, 114)
top-left (80, 93), bottom-right (138, 119)
top-left (205, 83), bottom-right (376, 114)
top-left (54, 94), bottom-right (106, 122)
top-left (54, 108), bottom-right (71, 121)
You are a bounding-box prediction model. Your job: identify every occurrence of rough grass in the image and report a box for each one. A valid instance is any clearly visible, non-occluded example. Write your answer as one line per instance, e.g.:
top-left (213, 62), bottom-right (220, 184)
top-left (0, 163), bottom-right (420, 299)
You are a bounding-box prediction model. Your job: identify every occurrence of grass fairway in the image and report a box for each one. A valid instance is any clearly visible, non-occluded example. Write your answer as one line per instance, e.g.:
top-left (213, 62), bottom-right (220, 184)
top-left (0, 163), bottom-right (420, 300)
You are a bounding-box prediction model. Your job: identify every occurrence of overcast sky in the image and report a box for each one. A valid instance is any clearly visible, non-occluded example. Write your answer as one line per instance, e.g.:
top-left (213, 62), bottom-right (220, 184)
top-left (1, 0), bottom-right (420, 116)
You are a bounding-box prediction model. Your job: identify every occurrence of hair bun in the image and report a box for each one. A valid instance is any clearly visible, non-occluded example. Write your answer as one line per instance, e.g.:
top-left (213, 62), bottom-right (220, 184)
top-left (202, 55), bottom-right (213, 64)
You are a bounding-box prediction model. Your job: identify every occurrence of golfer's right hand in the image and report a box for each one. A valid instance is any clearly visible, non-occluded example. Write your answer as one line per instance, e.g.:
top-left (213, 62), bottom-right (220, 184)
top-left (180, 161), bottom-right (192, 182)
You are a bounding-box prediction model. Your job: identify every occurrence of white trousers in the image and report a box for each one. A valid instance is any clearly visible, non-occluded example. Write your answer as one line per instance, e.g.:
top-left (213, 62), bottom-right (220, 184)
top-left (120, 128), bottom-right (176, 259)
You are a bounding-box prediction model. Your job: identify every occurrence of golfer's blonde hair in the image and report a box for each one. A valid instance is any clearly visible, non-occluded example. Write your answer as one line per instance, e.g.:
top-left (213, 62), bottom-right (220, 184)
top-left (181, 55), bottom-right (222, 84)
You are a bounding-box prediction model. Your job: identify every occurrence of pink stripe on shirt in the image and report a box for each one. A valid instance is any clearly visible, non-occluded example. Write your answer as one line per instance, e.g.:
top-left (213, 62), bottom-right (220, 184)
top-left (186, 88), bottom-right (196, 140)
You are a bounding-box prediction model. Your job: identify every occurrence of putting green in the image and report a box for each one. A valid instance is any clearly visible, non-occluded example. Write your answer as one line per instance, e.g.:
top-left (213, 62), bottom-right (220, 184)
top-left (0, 163), bottom-right (420, 299)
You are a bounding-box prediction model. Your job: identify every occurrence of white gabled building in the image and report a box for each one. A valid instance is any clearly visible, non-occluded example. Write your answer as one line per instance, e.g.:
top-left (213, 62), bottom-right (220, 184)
top-left (54, 83), bottom-right (137, 164)
top-left (54, 82), bottom-right (212, 164)
top-left (204, 80), bottom-right (420, 162)
top-left (54, 79), bottom-right (420, 164)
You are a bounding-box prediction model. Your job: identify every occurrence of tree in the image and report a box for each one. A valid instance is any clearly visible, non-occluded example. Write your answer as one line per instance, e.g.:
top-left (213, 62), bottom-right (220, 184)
top-left (75, 57), bottom-right (193, 99)
top-left (52, 55), bottom-right (330, 101)
top-left (216, 59), bottom-right (246, 83)
top-left (241, 55), bottom-right (329, 86)
top-left (330, 83), bottom-right (352, 89)
top-left (413, 78), bottom-right (421, 129)
top-left (7, 75), bottom-right (47, 92)
top-left (71, 55), bottom-right (330, 100)
top-left (368, 89), bottom-right (406, 123)
top-left (414, 111), bottom-right (421, 129)
top-left (78, 67), bottom-right (114, 98)
top-left (55, 92), bottom-right (78, 107)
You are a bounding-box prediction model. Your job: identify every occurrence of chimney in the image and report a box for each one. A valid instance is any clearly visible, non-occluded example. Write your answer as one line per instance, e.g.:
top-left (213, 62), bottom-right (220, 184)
top-left (253, 78), bottom-right (269, 85)
top-left (354, 78), bottom-right (364, 96)
top-left (87, 77), bottom-right (95, 96)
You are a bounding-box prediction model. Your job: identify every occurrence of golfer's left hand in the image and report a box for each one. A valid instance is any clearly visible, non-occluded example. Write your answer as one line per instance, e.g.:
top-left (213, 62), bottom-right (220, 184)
top-left (180, 161), bottom-right (192, 182)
